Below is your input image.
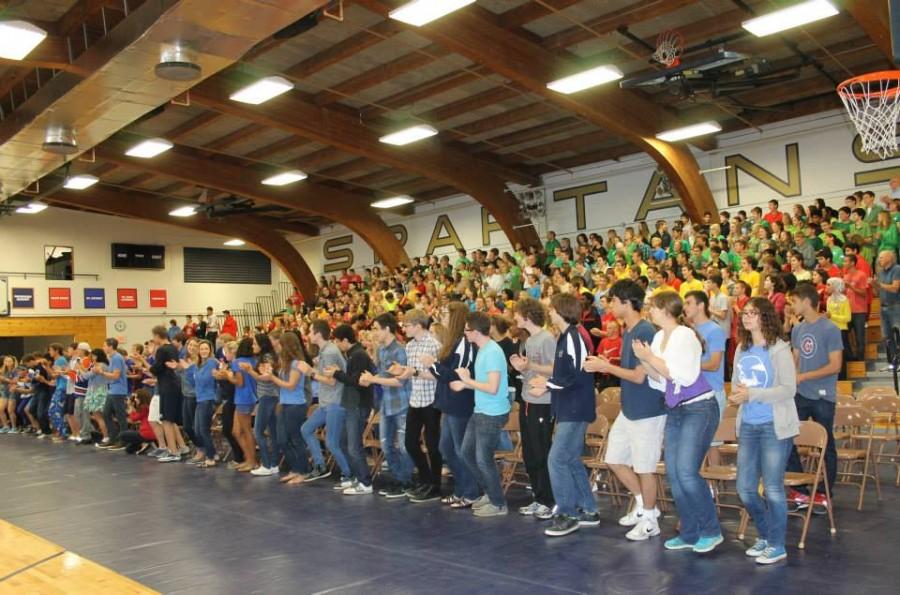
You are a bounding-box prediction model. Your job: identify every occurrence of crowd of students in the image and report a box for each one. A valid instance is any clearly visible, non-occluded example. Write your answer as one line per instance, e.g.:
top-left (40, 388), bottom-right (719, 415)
top-left (2, 190), bottom-right (898, 567)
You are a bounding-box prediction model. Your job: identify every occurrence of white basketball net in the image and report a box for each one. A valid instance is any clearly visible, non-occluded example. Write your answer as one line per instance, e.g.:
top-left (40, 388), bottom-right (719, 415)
top-left (653, 31), bottom-right (683, 67)
top-left (838, 73), bottom-right (900, 160)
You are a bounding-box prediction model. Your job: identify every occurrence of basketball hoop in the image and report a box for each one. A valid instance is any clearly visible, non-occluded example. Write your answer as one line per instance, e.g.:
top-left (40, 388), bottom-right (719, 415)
top-left (837, 71), bottom-right (900, 160)
top-left (653, 30), bottom-right (683, 68)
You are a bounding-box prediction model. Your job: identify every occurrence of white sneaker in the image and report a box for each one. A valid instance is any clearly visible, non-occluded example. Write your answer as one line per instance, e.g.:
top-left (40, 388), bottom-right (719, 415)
top-left (618, 507), bottom-right (644, 527)
top-left (626, 517), bottom-right (660, 541)
top-left (68, 436), bottom-right (79, 442)
top-left (250, 466), bottom-right (276, 476)
top-left (343, 483), bottom-right (373, 495)
top-left (334, 477), bottom-right (355, 490)
top-left (518, 501), bottom-right (541, 516)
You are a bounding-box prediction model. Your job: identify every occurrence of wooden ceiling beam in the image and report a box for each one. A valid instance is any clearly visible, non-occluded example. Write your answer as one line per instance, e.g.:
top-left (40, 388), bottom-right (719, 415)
top-left (166, 111), bottom-right (224, 141)
top-left (419, 85), bottom-right (521, 122)
top-left (245, 136), bottom-right (312, 160)
top-left (46, 185), bottom-right (319, 297)
top-left (498, 0), bottom-right (584, 29)
top-left (453, 101), bottom-right (556, 137)
top-left (95, 134), bottom-right (410, 267)
top-left (361, 68), bottom-right (486, 119)
top-left (355, 0), bottom-right (716, 220)
top-left (205, 123), bottom-right (261, 151)
top-left (271, 219), bottom-right (320, 236)
top-left (843, 0), bottom-right (894, 63)
top-left (284, 20), bottom-right (401, 79)
top-left (316, 157), bottom-right (377, 179)
top-left (479, 116), bottom-right (583, 151)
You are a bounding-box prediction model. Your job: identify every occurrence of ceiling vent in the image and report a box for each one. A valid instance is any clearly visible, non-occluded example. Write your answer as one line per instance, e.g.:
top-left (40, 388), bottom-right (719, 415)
top-left (42, 127), bottom-right (78, 155)
top-left (155, 43), bottom-right (201, 82)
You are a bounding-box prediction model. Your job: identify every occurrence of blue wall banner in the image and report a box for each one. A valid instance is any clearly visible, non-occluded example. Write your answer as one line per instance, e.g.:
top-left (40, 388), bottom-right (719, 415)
top-left (12, 287), bottom-right (34, 308)
top-left (84, 287), bottom-right (106, 309)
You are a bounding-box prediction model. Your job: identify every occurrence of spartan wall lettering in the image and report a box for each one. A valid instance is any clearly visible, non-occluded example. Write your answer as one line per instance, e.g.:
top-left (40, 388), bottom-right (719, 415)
top-left (725, 143), bottom-right (801, 206)
top-left (552, 182), bottom-right (607, 230)
top-left (481, 208), bottom-right (503, 246)
top-left (852, 134), bottom-right (900, 186)
top-left (322, 235), bottom-right (354, 273)
top-left (425, 215), bottom-right (464, 256)
top-left (373, 225), bottom-right (408, 265)
top-left (635, 170), bottom-right (683, 220)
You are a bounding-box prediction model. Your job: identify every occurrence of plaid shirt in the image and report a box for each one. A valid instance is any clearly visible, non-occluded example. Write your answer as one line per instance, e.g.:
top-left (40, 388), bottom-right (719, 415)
top-left (406, 332), bottom-right (441, 408)
top-left (377, 340), bottom-right (410, 416)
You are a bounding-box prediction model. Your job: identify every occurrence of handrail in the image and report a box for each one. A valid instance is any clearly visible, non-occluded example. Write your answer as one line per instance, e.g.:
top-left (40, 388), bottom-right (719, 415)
top-left (0, 271), bottom-right (100, 280)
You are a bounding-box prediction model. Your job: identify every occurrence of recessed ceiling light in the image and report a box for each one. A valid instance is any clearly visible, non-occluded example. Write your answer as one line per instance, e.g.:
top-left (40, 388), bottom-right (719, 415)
top-left (16, 202), bottom-right (48, 214)
top-left (229, 76), bottom-right (293, 105)
top-left (389, 0), bottom-right (477, 26)
top-left (168, 206), bottom-right (197, 217)
top-left (262, 170), bottom-right (307, 186)
top-left (379, 125), bottom-right (438, 146)
top-left (742, 0), bottom-right (838, 37)
top-left (546, 65), bottom-right (624, 94)
top-left (0, 21), bottom-right (47, 60)
top-left (125, 138), bottom-right (173, 158)
top-left (371, 196), bottom-right (414, 209)
top-left (224, 239), bottom-right (245, 246)
top-left (655, 122), bottom-right (722, 142)
top-left (63, 174), bottom-right (99, 190)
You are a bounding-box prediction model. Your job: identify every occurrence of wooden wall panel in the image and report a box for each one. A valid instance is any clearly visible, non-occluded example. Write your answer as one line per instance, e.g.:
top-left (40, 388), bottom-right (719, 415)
top-left (0, 317), bottom-right (107, 349)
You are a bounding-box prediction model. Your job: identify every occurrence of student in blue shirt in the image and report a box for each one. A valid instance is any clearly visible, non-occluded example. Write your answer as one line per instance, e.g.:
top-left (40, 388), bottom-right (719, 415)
top-left (95, 338), bottom-right (130, 448)
top-left (223, 338), bottom-right (258, 472)
top-left (263, 331), bottom-right (311, 485)
top-left (455, 311), bottom-right (511, 517)
top-left (189, 340), bottom-right (219, 468)
top-left (46, 343), bottom-right (69, 440)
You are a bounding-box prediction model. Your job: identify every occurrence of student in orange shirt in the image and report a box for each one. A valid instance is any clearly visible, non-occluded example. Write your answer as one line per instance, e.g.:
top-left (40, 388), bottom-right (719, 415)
top-left (596, 321), bottom-right (622, 390)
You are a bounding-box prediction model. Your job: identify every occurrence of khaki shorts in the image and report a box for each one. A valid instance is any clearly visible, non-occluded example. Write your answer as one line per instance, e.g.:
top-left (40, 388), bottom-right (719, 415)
top-left (604, 412), bottom-right (666, 474)
top-left (148, 395), bottom-right (160, 423)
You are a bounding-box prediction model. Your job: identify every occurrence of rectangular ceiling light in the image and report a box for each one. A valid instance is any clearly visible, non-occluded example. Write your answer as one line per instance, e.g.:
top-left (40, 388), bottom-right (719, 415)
top-left (546, 65), bottom-right (624, 94)
top-left (169, 206), bottom-right (197, 217)
top-left (126, 138), bottom-right (173, 158)
top-left (262, 170), bottom-right (307, 186)
top-left (655, 121), bottom-right (722, 142)
top-left (0, 21), bottom-right (47, 60)
top-left (16, 202), bottom-right (48, 214)
top-left (389, 0), bottom-right (477, 26)
top-left (224, 239), bottom-right (246, 246)
top-left (378, 125), bottom-right (438, 146)
top-left (63, 174), bottom-right (99, 190)
top-left (229, 76), bottom-right (293, 105)
top-left (371, 196), bottom-right (414, 209)
top-left (742, 0), bottom-right (838, 37)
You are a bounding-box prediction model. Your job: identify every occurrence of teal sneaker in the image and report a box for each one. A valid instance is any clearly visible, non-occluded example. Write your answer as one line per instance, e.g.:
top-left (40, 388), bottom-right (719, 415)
top-left (693, 534), bottom-right (724, 553)
top-left (745, 539), bottom-right (768, 557)
top-left (756, 546), bottom-right (787, 565)
top-left (664, 536), bottom-right (695, 550)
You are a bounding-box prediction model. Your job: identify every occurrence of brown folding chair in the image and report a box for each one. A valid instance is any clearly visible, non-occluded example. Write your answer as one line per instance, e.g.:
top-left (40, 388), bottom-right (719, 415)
top-left (497, 403), bottom-right (523, 494)
top-left (834, 404), bottom-right (879, 510)
top-left (857, 394), bottom-right (900, 486)
top-left (581, 414), bottom-right (615, 502)
top-left (701, 417), bottom-right (743, 520)
top-left (782, 420), bottom-right (836, 549)
top-left (361, 410), bottom-right (385, 478)
top-left (598, 387), bottom-right (621, 405)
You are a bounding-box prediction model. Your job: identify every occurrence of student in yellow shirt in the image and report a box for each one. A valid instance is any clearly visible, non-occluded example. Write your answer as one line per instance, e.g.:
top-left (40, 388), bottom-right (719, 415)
top-left (678, 265), bottom-right (704, 298)
top-left (738, 256), bottom-right (761, 296)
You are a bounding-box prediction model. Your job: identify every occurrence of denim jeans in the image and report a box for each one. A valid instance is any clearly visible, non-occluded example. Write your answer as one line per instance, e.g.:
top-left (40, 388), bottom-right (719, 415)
top-left (103, 395), bottom-right (128, 441)
top-left (181, 396), bottom-right (198, 446)
top-left (254, 396), bottom-right (279, 468)
top-left (664, 397), bottom-right (721, 544)
top-left (194, 400), bottom-right (217, 460)
top-left (344, 405), bottom-right (372, 486)
top-left (882, 304), bottom-right (900, 348)
top-left (380, 410), bottom-right (413, 483)
top-left (787, 395), bottom-right (836, 494)
top-left (549, 421), bottom-right (595, 516)
top-left (302, 404), bottom-right (350, 477)
top-left (439, 413), bottom-right (478, 499)
top-left (461, 412), bottom-right (508, 507)
top-left (737, 421), bottom-right (792, 548)
top-left (850, 312), bottom-right (867, 360)
top-left (277, 403), bottom-right (309, 474)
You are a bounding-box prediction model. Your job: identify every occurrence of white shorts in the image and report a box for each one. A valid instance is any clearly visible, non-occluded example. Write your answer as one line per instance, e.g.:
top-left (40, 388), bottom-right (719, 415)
top-left (148, 395), bottom-right (160, 423)
top-left (604, 412), bottom-right (666, 474)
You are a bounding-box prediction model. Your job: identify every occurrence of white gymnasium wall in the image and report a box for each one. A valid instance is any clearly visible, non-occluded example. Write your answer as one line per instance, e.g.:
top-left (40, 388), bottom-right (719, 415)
top-left (0, 209), bottom-right (285, 345)
top-left (296, 109), bottom-right (899, 275)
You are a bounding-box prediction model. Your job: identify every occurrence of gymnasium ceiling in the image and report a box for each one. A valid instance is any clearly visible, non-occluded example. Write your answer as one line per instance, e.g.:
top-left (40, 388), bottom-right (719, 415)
top-left (0, 0), bottom-right (892, 236)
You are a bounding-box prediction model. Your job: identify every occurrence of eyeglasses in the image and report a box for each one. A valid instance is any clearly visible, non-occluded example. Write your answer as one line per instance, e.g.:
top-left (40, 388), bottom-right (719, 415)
top-left (463, 328), bottom-right (473, 333)
top-left (741, 310), bottom-right (760, 318)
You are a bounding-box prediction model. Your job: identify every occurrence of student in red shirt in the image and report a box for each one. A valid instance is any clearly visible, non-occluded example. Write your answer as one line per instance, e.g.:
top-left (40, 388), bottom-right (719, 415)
top-left (596, 320), bottom-right (622, 389)
top-left (763, 199), bottom-right (783, 226)
top-left (843, 254), bottom-right (870, 361)
top-left (118, 389), bottom-right (155, 454)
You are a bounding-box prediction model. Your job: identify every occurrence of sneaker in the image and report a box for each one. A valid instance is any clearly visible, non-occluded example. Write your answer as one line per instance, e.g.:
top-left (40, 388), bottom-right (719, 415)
top-left (755, 546), bottom-right (787, 565)
top-left (178, 446), bottom-right (191, 456)
top-left (664, 536), bottom-right (695, 551)
top-left (473, 502), bottom-right (508, 517)
top-left (158, 454), bottom-right (181, 463)
top-left (334, 477), bottom-right (355, 490)
top-left (304, 466), bottom-right (331, 482)
top-left (409, 486), bottom-right (441, 503)
top-left (544, 515), bottom-right (579, 537)
top-left (251, 466), bottom-right (276, 476)
top-left (471, 495), bottom-right (491, 510)
top-left (441, 495), bottom-right (458, 505)
top-left (8, 428), bottom-right (18, 434)
top-left (343, 483), bottom-right (373, 495)
top-left (745, 539), bottom-right (768, 557)
top-left (693, 534), bottom-right (724, 554)
top-left (107, 442), bottom-right (127, 451)
top-left (519, 501), bottom-right (541, 516)
top-left (0, 427), bottom-right (8, 434)
top-left (626, 517), bottom-right (661, 541)
top-left (95, 439), bottom-right (113, 449)
top-left (812, 492), bottom-right (830, 515)
top-left (619, 507), bottom-right (645, 527)
top-left (404, 483), bottom-right (428, 497)
top-left (577, 511), bottom-right (601, 526)
top-left (450, 497), bottom-right (476, 509)
top-left (788, 489), bottom-right (809, 510)
top-left (377, 481), bottom-right (396, 496)
top-left (534, 504), bottom-right (555, 520)
top-left (148, 447), bottom-right (166, 458)
top-left (68, 435), bottom-right (79, 442)
top-left (382, 484), bottom-right (408, 499)
top-left (37, 433), bottom-right (48, 440)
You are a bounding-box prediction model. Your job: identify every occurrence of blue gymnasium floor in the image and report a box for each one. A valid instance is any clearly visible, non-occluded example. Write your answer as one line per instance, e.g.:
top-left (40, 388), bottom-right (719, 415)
top-left (1, 436), bottom-right (897, 595)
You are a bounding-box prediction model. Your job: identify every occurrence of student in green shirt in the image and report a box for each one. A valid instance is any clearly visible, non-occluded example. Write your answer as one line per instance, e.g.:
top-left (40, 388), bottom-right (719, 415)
top-left (849, 207), bottom-right (875, 265)
top-left (874, 210), bottom-right (899, 256)
top-left (832, 207), bottom-right (852, 234)
top-left (544, 231), bottom-right (561, 265)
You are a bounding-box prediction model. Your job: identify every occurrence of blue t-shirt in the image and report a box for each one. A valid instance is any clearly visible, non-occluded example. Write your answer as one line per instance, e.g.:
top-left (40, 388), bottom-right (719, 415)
top-left (878, 264), bottom-right (900, 307)
top-left (737, 345), bottom-right (775, 425)
top-left (107, 352), bottom-right (129, 395)
top-left (279, 360), bottom-right (307, 405)
top-left (620, 319), bottom-right (666, 420)
top-left (191, 359), bottom-right (218, 402)
top-left (696, 320), bottom-right (726, 392)
top-left (473, 340), bottom-right (511, 416)
top-left (232, 357), bottom-right (257, 406)
top-left (54, 356), bottom-right (68, 390)
top-left (791, 316), bottom-right (842, 402)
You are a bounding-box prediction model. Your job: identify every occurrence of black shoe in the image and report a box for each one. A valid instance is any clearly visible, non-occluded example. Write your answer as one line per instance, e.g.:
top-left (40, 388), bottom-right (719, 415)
top-left (409, 486), bottom-right (442, 503)
top-left (304, 466), bottom-right (331, 482)
top-left (544, 515), bottom-right (580, 537)
top-left (377, 480), bottom-right (397, 497)
top-left (107, 442), bottom-right (127, 451)
top-left (403, 483), bottom-right (426, 497)
top-left (577, 511), bottom-right (601, 526)
top-left (383, 484), bottom-right (408, 499)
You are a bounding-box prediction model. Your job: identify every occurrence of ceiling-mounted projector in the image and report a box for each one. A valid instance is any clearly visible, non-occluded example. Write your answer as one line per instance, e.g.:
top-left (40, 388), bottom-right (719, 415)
top-left (42, 127), bottom-right (78, 155)
top-left (155, 43), bottom-right (201, 81)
